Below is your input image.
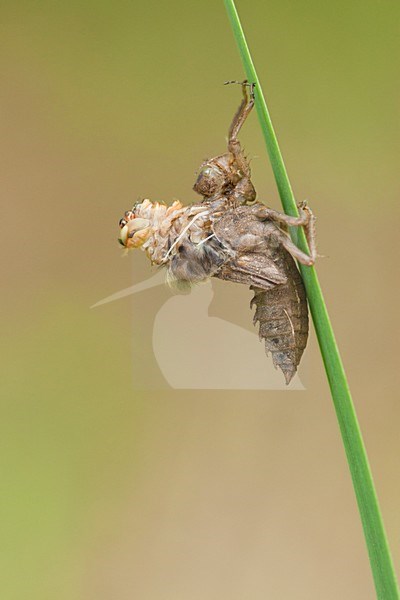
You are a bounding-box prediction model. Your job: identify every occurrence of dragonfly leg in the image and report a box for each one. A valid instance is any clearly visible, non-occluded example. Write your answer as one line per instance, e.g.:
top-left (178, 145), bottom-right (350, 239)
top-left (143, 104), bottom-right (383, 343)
top-left (225, 80), bottom-right (255, 177)
top-left (255, 201), bottom-right (317, 264)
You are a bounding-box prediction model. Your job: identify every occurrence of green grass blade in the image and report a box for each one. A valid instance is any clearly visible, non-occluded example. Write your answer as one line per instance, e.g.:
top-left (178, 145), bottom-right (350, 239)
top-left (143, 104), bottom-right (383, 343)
top-left (224, 1), bottom-right (399, 598)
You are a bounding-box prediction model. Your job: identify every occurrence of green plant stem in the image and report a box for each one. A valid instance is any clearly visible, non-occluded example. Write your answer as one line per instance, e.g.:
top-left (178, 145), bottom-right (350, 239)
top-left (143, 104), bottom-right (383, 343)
top-left (224, 1), bottom-right (399, 598)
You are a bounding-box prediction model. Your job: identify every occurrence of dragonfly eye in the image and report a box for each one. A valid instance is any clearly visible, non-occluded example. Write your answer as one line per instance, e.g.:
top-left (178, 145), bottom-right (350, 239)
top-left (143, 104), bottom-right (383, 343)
top-left (119, 224), bottom-right (129, 247)
top-left (119, 218), bottom-right (127, 229)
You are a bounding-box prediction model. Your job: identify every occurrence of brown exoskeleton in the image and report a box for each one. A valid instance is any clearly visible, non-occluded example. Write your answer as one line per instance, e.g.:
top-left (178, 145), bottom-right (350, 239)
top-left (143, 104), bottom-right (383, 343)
top-left (193, 80), bottom-right (257, 207)
top-left (118, 82), bottom-right (316, 383)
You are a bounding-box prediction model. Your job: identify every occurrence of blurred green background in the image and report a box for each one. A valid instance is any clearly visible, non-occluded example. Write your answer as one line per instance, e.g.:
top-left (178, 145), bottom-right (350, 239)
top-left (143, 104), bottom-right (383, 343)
top-left (1, 1), bottom-right (399, 598)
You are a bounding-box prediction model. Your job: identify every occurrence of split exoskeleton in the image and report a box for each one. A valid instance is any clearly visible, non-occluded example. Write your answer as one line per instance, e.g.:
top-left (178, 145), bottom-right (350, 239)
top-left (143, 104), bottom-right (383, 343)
top-left (118, 82), bottom-right (316, 383)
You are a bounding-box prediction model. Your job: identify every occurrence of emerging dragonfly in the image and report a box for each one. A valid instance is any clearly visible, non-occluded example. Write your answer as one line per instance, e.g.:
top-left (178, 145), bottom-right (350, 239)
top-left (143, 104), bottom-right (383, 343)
top-left (118, 82), bottom-right (316, 383)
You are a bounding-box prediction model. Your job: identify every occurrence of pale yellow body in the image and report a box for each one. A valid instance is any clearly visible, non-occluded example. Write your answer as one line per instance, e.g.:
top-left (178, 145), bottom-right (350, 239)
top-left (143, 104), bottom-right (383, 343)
top-left (121, 199), bottom-right (213, 266)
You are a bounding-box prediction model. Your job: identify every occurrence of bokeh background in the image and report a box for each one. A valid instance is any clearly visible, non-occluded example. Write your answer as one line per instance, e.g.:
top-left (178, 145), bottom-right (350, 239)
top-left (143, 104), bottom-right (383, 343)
top-left (2, 1), bottom-right (400, 598)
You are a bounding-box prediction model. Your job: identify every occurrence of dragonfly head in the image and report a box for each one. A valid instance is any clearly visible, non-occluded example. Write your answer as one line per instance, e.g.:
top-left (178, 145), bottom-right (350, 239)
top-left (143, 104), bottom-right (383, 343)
top-left (118, 210), bottom-right (151, 249)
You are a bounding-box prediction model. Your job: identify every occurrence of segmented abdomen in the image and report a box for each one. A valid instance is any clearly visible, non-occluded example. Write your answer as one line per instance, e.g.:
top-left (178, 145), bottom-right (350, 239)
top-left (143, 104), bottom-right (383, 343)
top-left (251, 253), bottom-right (309, 384)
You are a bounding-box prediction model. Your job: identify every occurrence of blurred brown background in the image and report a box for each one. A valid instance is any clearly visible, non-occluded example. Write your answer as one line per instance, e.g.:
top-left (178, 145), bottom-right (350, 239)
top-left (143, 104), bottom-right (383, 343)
top-left (1, 1), bottom-right (399, 598)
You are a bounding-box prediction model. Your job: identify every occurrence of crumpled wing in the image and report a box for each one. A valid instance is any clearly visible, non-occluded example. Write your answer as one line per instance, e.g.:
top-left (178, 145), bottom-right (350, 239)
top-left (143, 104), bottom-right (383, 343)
top-left (214, 252), bottom-right (287, 289)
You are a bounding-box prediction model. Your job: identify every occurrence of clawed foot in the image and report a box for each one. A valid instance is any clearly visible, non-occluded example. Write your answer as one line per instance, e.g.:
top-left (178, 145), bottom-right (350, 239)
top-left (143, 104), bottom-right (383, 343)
top-left (297, 200), bottom-right (317, 264)
top-left (224, 79), bottom-right (256, 100)
top-left (297, 200), bottom-right (315, 220)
